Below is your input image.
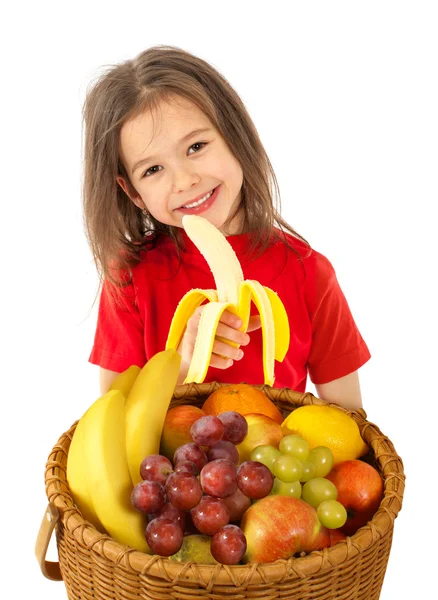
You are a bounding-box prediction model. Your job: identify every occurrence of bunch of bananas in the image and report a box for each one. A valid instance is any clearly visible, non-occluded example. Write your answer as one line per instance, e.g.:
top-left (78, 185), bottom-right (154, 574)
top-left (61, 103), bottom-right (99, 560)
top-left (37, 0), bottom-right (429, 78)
top-left (66, 350), bottom-right (181, 553)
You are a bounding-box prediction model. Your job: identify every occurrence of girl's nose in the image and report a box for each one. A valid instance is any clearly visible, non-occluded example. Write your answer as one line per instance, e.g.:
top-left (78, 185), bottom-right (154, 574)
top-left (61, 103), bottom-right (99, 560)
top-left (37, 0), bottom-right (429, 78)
top-left (171, 164), bottom-right (200, 193)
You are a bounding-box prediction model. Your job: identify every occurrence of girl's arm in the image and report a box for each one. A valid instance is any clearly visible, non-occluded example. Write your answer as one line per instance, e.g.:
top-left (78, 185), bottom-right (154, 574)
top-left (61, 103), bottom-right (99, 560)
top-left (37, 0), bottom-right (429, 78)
top-left (314, 370), bottom-right (363, 411)
top-left (100, 368), bottom-right (121, 395)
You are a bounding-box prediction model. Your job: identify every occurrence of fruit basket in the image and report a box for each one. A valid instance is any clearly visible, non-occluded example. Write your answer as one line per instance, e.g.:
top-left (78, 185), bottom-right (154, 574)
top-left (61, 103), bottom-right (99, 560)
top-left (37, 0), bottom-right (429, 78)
top-left (36, 382), bottom-right (405, 600)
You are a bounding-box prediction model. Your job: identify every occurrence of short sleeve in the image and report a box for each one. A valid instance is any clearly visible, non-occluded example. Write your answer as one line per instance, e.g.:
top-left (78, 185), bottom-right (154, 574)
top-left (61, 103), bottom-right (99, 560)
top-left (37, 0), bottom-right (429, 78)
top-left (88, 278), bottom-right (146, 372)
top-left (305, 253), bottom-right (371, 384)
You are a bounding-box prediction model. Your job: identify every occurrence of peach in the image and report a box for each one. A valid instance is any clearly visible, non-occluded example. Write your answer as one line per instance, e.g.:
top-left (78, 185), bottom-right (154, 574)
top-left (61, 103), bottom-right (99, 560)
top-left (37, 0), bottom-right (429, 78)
top-left (160, 405), bottom-right (206, 461)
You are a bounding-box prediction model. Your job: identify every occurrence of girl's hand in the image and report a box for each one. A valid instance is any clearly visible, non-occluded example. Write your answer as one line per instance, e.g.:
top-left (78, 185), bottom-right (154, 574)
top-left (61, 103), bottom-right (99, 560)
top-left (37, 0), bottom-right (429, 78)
top-left (176, 307), bottom-right (261, 385)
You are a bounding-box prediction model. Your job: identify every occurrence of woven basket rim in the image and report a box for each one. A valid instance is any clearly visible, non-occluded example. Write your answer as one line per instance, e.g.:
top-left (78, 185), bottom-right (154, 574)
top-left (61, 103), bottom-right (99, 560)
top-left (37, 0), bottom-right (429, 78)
top-left (45, 382), bottom-right (405, 587)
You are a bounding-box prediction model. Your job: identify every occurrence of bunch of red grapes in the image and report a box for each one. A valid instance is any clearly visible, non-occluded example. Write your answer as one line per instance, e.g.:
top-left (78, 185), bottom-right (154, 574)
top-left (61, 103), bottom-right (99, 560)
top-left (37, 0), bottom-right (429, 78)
top-left (131, 411), bottom-right (275, 564)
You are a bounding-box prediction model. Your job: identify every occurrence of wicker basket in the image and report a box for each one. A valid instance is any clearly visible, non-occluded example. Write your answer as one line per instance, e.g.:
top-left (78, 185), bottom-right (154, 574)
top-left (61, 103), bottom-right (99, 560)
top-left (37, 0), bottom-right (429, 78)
top-left (36, 383), bottom-right (405, 600)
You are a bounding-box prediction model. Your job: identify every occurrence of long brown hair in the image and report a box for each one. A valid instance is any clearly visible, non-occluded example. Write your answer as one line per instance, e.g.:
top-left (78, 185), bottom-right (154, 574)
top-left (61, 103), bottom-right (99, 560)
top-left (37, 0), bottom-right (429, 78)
top-left (82, 45), bottom-right (310, 286)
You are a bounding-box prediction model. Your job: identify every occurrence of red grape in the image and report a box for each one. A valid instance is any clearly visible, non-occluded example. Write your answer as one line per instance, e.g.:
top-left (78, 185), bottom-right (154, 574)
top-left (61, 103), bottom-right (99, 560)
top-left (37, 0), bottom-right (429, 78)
top-left (139, 454), bottom-right (173, 483)
top-left (173, 443), bottom-right (208, 472)
top-left (190, 415), bottom-right (225, 446)
top-left (200, 459), bottom-right (238, 498)
top-left (150, 502), bottom-right (186, 531)
top-left (174, 460), bottom-right (200, 476)
top-left (131, 480), bottom-right (166, 514)
top-left (221, 487), bottom-right (251, 522)
top-left (218, 411), bottom-right (248, 444)
top-left (145, 517), bottom-right (183, 556)
top-left (237, 461), bottom-right (274, 499)
top-left (183, 511), bottom-right (201, 536)
top-left (165, 472), bottom-right (203, 510)
top-left (207, 440), bottom-right (239, 464)
top-left (190, 496), bottom-right (230, 535)
top-left (210, 524), bottom-right (247, 564)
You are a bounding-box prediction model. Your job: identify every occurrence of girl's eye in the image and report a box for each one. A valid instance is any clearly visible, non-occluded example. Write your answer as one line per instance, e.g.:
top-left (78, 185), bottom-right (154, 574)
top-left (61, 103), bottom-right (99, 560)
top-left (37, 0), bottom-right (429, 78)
top-left (188, 142), bottom-right (207, 154)
top-left (142, 142), bottom-right (207, 177)
top-left (143, 165), bottom-right (162, 178)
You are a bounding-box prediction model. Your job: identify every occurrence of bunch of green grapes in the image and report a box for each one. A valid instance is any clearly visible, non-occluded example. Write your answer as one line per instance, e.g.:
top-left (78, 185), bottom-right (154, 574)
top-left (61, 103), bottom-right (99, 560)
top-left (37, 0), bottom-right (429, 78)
top-left (250, 435), bottom-right (347, 529)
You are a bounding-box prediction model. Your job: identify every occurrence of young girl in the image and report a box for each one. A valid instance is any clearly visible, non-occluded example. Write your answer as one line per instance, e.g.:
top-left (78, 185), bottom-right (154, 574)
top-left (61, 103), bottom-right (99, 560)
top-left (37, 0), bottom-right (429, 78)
top-left (84, 45), bottom-right (370, 410)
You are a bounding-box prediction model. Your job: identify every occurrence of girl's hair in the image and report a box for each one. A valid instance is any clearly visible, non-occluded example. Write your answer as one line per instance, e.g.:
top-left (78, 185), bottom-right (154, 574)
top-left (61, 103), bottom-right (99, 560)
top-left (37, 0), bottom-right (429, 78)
top-left (82, 45), bottom-right (310, 285)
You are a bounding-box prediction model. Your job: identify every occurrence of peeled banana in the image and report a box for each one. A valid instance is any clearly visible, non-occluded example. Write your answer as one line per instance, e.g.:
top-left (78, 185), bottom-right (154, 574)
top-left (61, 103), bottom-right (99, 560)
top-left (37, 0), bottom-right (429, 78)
top-left (125, 349), bottom-right (181, 486)
top-left (165, 215), bottom-right (290, 386)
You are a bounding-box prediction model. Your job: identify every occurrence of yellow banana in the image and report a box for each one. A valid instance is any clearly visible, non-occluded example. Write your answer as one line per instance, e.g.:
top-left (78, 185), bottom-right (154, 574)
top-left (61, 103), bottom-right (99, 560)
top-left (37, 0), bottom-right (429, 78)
top-left (66, 410), bottom-right (104, 532)
top-left (165, 215), bottom-right (290, 386)
top-left (109, 364), bottom-right (141, 397)
top-left (66, 364), bottom-right (139, 531)
top-left (81, 389), bottom-right (151, 553)
top-left (125, 349), bottom-right (181, 486)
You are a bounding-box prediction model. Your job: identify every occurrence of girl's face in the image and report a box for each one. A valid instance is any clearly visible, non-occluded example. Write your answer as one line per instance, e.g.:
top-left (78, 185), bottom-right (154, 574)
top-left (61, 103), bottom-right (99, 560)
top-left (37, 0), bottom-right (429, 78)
top-left (117, 97), bottom-right (244, 235)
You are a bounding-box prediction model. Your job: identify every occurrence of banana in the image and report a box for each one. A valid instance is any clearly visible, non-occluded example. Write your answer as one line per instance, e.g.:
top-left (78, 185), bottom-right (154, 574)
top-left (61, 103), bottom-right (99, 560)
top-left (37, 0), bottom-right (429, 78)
top-left (125, 349), bottom-right (181, 486)
top-left (66, 410), bottom-right (104, 532)
top-left (81, 389), bottom-right (151, 553)
top-left (109, 364), bottom-right (141, 397)
top-left (165, 215), bottom-right (290, 386)
top-left (66, 363), bottom-right (140, 531)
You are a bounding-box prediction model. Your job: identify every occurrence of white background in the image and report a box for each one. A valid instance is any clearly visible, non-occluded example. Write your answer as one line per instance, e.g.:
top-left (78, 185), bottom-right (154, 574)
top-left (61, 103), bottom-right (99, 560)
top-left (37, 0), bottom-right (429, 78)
top-left (2, 1), bottom-right (437, 598)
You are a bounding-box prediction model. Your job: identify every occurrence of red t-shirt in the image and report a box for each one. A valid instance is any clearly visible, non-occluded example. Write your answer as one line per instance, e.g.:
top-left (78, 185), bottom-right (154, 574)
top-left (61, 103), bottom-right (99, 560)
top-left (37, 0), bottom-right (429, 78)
top-left (89, 230), bottom-right (370, 392)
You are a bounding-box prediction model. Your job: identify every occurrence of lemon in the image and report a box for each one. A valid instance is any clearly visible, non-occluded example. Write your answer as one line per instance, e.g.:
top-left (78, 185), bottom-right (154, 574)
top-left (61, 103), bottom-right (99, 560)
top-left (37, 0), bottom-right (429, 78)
top-left (281, 405), bottom-right (368, 464)
top-left (168, 535), bottom-right (218, 564)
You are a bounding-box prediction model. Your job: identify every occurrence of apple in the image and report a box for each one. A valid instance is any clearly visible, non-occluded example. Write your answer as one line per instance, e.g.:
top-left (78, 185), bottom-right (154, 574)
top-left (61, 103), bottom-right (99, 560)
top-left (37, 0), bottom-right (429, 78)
top-left (325, 459), bottom-right (383, 536)
top-left (328, 528), bottom-right (347, 546)
top-left (160, 405), bottom-right (206, 461)
top-left (235, 413), bottom-right (283, 464)
top-left (240, 495), bottom-right (330, 563)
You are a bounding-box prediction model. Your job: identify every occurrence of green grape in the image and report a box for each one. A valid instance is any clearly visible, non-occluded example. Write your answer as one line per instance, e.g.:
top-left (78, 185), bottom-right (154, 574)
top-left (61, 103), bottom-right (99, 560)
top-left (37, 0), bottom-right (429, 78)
top-left (300, 460), bottom-right (316, 482)
top-left (307, 446), bottom-right (334, 478)
top-left (272, 455), bottom-right (303, 483)
top-left (301, 477), bottom-right (338, 508)
top-left (317, 500), bottom-right (348, 529)
top-left (271, 478), bottom-right (302, 498)
top-left (279, 434), bottom-right (310, 460)
top-left (250, 445), bottom-right (281, 472)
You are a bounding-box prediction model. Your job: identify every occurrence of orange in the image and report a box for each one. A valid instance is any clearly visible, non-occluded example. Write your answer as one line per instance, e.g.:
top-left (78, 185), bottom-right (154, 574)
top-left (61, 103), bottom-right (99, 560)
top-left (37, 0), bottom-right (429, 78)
top-left (201, 384), bottom-right (283, 424)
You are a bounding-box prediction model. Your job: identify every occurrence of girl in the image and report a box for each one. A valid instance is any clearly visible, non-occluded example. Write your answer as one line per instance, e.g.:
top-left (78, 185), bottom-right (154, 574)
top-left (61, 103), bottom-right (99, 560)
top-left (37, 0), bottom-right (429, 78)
top-left (84, 45), bottom-right (370, 410)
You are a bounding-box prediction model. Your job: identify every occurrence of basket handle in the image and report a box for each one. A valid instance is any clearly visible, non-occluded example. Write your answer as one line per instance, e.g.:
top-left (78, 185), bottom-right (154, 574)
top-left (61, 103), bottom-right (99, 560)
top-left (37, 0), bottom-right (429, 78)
top-left (35, 502), bottom-right (62, 581)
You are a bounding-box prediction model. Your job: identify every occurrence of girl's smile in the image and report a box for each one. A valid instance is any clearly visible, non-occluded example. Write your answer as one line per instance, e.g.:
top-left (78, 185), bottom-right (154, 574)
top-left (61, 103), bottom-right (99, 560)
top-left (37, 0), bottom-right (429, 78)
top-left (117, 97), bottom-right (244, 235)
top-left (174, 184), bottom-right (220, 215)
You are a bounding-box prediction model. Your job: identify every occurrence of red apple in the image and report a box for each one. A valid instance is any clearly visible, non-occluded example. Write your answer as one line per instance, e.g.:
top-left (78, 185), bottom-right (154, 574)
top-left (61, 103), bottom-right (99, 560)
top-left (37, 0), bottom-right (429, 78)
top-left (240, 495), bottom-right (330, 563)
top-left (328, 528), bottom-right (347, 546)
top-left (160, 405), bottom-right (206, 461)
top-left (326, 459), bottom-right (383, 536)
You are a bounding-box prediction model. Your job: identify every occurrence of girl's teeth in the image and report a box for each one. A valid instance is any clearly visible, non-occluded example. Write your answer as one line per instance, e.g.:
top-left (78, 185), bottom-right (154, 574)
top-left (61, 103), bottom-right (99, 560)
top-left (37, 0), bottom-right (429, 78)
top-left (183, 189), bottom-right (214, 209)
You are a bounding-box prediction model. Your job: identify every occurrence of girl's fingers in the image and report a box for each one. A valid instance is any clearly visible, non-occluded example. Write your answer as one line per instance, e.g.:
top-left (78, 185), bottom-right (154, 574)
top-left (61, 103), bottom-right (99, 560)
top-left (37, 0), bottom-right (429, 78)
top-left (209, 354), bottom-right (234, 370)
top-left (187, 308), bottom-right (250, 345)
top-left (211, 338), bottom-right (244, 361)
top-left (178, 307), bottom-right (252, 373)
top-left (217, 309), bottom-right (243, 329)
top-left (247, 315), bottom-right (262, 332)
top-left (215, 321), bottom-right (250, 346)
